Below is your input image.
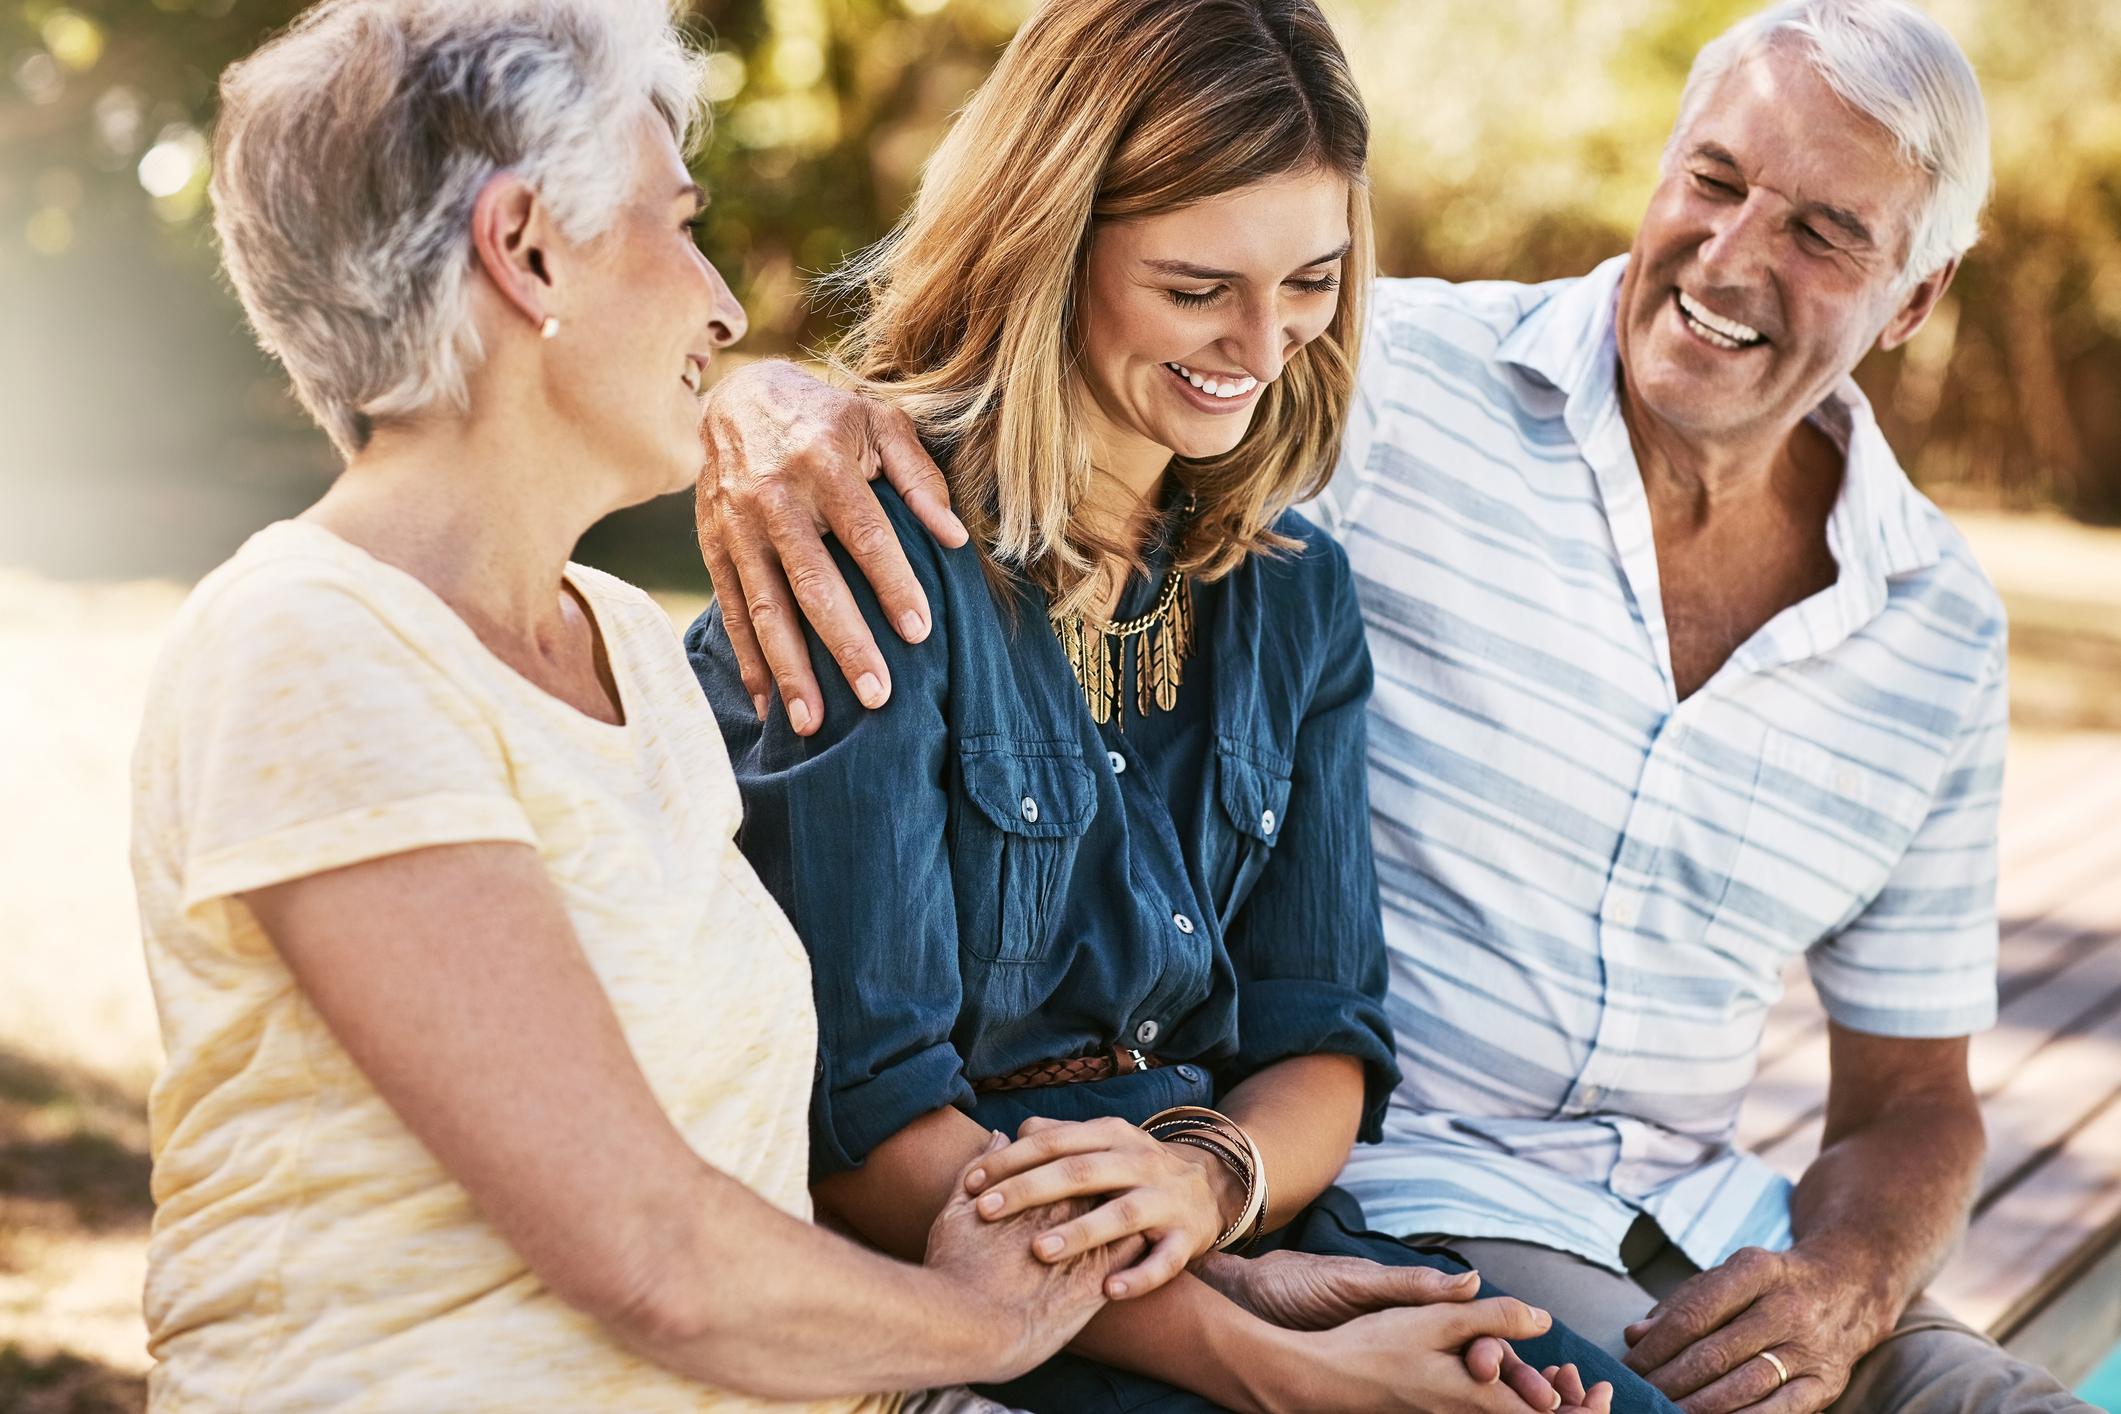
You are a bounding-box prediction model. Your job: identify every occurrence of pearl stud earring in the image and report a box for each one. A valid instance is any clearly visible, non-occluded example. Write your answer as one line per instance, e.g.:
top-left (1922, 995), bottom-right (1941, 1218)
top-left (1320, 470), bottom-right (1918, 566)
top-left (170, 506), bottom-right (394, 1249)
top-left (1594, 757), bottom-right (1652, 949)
top-left (539, 316), bottom-right (560, 339)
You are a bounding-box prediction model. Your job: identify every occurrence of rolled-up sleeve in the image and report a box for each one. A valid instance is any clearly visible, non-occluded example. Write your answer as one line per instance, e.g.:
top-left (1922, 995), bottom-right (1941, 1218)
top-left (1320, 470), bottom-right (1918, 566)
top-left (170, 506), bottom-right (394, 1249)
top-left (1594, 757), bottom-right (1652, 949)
top-left (1223, 533), bottom-right (1400, 1140)
top-left (685, 506), bottom-right (973, 1178)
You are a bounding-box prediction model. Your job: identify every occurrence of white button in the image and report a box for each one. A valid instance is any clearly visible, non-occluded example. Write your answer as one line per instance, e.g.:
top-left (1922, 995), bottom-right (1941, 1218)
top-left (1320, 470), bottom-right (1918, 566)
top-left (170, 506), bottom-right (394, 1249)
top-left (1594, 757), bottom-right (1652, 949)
top-left (1835, 768), bottom-right (1859, 796)
top-left (1579, 1084), bottom-right (1605, 1107)
top-left (1608, 897), bottom-right (1636, 928)
top-left (1020, 796), bottom-right (1039, 824)
top-left (1108, 751), bottom-right (1126, 775)
top-left (1261, 809), bottom-right (1276, 834)
top-left (1136, 1019), bottom-right (1160, 1045)
top-left (1172, 913), bottom-right (1194, 934)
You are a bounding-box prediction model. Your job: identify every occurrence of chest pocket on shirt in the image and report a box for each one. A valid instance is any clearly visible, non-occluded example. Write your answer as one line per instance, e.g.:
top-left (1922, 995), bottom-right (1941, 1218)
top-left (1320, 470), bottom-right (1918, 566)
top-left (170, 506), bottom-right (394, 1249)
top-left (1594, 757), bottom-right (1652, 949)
top-left (1707, 729), bottom-right (1913, 959)
top-left (1215, 742), bottom-right (1293, 928)
top-left (959, 742), bottom-right (1097, 964)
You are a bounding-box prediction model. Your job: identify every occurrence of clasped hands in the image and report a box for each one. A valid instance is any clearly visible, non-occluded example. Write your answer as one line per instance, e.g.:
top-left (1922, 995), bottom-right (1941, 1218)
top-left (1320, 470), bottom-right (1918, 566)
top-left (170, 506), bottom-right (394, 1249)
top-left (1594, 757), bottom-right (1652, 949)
top-left (942, 1115), bottom-right (1614, 1413)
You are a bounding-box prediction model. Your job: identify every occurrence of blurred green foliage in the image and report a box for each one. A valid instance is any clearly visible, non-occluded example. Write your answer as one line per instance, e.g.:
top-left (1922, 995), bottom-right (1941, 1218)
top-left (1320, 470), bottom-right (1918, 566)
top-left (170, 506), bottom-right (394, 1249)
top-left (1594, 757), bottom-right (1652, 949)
top-left (2, 0), bottom-right (2118, 586)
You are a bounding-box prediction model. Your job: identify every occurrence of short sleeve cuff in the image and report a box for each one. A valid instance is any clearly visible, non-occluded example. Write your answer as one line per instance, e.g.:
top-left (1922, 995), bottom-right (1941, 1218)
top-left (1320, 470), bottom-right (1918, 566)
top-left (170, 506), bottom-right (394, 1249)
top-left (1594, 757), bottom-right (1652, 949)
top-left (812, 1040), bottom-right (975, 1179)
top-left (1234, 977), bottom-right (1400, 1142)
top-left (1809, 944), bottom-right (1998, 1039)
top-left (182, 793), bottom-right (538, 913)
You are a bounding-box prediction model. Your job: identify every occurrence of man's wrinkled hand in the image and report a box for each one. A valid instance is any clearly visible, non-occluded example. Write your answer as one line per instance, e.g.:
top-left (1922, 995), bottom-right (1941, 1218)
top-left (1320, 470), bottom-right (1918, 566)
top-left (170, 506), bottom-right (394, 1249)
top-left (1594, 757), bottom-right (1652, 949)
top-left (1193, 1248), bottom-right (1483, 1331)
top-left (1621, 1243), bottom-right (1895, 1413)
top-left (694, 358), bottom-right (966, 736)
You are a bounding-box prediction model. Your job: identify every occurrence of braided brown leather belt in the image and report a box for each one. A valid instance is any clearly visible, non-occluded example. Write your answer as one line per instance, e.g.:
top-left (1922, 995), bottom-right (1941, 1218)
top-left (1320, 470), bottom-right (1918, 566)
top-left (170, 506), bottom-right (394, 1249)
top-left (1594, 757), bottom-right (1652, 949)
top-left (974, 1046), bottom-right (1170, 1093)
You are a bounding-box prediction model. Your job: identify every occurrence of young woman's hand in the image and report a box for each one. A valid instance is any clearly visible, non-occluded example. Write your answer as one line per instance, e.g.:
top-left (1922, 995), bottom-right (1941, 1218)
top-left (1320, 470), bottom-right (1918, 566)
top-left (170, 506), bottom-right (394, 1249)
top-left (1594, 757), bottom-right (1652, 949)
top-left (961, 1115), bottom-right (1243, 1299)
top-left (922, 1133), bottom-right (1147, 1380)
top-left (1269, 1301), bottom-right (1614, 1414)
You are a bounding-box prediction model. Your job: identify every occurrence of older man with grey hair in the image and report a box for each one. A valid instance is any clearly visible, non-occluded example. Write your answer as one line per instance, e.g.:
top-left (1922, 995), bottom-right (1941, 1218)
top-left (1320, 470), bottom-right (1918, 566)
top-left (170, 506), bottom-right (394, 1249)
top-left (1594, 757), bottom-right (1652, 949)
top-left (688, 1), bottom-right (2093, 1410)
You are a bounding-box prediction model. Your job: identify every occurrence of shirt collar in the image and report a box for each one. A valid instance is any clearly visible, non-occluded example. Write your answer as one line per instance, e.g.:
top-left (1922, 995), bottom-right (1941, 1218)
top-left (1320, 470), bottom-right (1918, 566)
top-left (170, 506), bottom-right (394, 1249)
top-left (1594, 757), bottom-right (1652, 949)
top-left (1493, 253), bottom-right (1942, 682)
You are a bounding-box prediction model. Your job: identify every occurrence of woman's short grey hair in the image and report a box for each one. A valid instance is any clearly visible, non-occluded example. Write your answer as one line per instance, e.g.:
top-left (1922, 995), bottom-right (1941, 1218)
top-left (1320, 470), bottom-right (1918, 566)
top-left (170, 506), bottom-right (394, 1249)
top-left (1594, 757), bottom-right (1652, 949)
top-left (1665, 0), bottom-right (1990, 286)
top-left (212, 0), bottom-right (707, 453)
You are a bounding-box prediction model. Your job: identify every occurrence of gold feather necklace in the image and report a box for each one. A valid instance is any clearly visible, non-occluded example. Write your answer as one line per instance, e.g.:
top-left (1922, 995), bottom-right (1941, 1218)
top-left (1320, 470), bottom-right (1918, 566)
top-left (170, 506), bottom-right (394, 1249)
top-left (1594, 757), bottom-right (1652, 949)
top-left (1053, 566), bottom-right (1194, 726)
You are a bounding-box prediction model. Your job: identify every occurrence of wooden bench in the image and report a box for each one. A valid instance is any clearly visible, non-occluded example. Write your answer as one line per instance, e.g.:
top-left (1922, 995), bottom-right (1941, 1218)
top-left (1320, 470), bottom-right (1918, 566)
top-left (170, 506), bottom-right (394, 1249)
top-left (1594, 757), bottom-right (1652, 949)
top-left (1734, 729), bottom-right (2121, 1388)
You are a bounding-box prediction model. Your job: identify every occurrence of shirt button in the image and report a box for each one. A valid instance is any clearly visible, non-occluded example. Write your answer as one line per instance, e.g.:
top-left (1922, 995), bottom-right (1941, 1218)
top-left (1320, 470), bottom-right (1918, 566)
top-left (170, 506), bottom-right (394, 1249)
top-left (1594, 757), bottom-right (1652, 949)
top-left (1261, 809), bottom-right (1276, 834)
top-left (1172, 912), bottom-right (1194, 934)
top-left (1608, 897), bottom-right (1636, 928)
top-left (1108, 751), bottom-right (1126, 776)
top-left (1175, 1064), bottom-right (1201, 1083)
top-left (1020, 795), bottom-right (1039, 824)
top-left (1835, 768), bottom-right (1859, 796)
top-left (1579, 1084), bottom-right (1604, 1107)
top-left (1136, 1019), bottom-right (1160, 1045)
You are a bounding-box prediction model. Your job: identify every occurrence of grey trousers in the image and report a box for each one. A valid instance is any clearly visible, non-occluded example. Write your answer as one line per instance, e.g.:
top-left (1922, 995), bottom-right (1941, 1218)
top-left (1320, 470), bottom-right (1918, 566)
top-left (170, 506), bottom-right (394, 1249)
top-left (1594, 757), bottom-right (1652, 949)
top-left (1423, 1235), bottom-right (2095, 1414)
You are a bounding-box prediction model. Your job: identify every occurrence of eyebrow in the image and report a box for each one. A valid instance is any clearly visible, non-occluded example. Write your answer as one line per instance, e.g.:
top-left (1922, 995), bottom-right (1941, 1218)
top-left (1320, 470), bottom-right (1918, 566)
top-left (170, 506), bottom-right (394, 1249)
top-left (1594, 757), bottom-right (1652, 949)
top-left (1687, 142), bottom-right (1875, 247)
top-left (677, 182), bottom-right (706, 211)
top-left (1143, 241), bottom-right (1353, 281)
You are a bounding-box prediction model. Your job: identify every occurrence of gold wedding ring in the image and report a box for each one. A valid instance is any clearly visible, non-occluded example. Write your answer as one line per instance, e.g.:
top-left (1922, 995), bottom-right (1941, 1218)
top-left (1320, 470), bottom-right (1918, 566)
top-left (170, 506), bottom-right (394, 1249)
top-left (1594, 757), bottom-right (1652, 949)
top-left (1756, 1350), bottom-right (1790, 1387)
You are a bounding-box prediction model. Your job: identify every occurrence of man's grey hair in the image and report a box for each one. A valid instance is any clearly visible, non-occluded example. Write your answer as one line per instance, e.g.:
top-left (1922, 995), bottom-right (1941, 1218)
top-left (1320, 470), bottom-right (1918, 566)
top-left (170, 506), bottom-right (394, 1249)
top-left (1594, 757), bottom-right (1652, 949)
top-left (1665, 0), bottom-right (1990, 285)
top-left (211, 0), bottom-right (707, 454)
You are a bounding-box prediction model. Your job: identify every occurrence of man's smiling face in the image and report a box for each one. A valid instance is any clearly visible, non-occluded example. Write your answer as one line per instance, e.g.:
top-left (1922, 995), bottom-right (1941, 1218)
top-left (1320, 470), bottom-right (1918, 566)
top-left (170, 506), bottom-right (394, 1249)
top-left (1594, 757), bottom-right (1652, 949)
top-left (1616, 40), bottom-right (1944, 446)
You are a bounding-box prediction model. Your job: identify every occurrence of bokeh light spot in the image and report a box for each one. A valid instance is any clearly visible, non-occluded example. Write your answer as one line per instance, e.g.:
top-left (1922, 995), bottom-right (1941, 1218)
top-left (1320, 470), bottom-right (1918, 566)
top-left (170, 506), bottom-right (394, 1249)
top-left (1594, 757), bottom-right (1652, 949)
top-left (769, 36), bottom-right (825, 90)
top-left (40, 11), bottom-right (105, 74)
top-left (25, 208), bottom-right (74, 256)
top-left (137, 129), bottom-right (206, 199)
top-left (703, 52), bottom-right (746, 104)
top-left (94, 87), bottom-right (146, 158)
top-left (13, 51), bottom-right (63, 105)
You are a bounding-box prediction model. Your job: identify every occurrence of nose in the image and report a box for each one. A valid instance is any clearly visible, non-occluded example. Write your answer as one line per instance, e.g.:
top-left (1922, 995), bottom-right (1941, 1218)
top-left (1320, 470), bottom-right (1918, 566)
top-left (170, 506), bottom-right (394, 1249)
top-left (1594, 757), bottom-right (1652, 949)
top-left (703, 256), bottom-right (747, 349)
top-left (1217, 294), bottom-right (1292, 386)
top-left (1697, 187), bottom-right (1778, 286)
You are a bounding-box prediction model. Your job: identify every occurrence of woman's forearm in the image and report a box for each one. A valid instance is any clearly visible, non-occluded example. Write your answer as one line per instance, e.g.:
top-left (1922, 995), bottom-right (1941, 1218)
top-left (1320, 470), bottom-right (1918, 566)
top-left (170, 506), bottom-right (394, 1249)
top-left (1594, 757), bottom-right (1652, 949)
top-left (1067, 1270), bottom-right (1308, 1414)
top-left (606, 1163), bottom-right (1070, 1398)
top-left (1218, 1053), bottom-right (1366, 1228)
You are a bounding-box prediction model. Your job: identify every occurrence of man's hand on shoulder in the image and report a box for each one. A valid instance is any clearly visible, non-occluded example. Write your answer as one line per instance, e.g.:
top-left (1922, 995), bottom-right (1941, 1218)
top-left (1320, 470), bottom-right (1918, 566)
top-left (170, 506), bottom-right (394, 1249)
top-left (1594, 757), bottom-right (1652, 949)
top-left (1620, 1240), bottom-right (1895, 1413)
top-left (694, 359), bottom-right (967, 735)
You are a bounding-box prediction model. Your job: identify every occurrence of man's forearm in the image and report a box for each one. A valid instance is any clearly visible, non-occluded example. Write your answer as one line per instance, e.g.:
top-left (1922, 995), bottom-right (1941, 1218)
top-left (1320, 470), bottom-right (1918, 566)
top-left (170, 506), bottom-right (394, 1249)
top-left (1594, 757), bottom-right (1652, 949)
top-left (1788, 1082), bottom-right (1984, 1329)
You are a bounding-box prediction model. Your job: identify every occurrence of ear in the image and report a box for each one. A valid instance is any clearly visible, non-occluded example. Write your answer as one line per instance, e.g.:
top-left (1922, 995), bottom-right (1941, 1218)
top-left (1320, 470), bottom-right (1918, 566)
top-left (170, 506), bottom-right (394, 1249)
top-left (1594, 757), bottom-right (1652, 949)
top-left (469, 172), bottom-right (562, 333)
top-left (1876, 256), bottom-right (1960, 353)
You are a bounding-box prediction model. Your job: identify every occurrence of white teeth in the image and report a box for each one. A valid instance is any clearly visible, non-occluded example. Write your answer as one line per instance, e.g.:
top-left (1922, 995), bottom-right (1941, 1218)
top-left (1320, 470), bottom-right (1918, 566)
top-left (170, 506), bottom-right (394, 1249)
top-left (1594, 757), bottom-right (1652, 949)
top-left (1167, 362), bottom-right (1257, 399)
top-left (1678, 292), bottom-right (1762, 347)
top-left (682, 360), bottom-right (703, 393)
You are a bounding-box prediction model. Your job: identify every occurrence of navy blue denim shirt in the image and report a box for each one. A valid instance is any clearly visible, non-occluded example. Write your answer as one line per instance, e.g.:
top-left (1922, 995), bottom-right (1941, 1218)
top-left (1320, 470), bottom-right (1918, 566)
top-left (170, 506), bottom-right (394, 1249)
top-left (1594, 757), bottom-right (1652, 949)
top-left (685, 488), bottom-right (1397, 1179)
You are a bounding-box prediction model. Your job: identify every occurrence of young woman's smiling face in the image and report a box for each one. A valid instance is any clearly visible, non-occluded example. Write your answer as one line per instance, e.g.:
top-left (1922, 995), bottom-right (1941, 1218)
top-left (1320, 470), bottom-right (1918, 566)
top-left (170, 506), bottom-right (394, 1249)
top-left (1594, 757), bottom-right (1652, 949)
top-left (1075, 168), bottom-right (1351, 475)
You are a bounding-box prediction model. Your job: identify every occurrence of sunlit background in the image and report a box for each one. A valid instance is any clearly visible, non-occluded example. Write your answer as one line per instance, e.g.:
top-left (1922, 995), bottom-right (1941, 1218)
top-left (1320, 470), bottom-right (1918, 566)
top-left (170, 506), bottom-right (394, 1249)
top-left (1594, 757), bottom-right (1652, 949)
top-left (4, 0), bottom-right (2121, 1409)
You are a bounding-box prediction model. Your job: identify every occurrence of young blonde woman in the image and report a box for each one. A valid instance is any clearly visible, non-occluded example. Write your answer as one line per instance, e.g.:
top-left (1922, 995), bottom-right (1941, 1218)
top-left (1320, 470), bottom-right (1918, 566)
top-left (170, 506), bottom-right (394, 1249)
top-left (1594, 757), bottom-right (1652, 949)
top-left (685, 1), bottom-right (1673, 1411)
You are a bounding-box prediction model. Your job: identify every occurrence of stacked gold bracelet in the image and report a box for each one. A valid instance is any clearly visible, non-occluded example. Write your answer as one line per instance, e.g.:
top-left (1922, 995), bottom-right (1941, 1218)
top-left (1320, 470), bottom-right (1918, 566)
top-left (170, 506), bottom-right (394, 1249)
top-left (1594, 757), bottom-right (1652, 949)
top-left (1141, 1105), bottom-right (1270, 1253)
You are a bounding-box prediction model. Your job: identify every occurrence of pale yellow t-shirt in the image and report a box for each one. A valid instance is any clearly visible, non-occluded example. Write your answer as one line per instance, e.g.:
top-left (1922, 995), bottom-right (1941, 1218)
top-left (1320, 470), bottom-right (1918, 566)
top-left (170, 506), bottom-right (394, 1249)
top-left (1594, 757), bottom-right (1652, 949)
top-left (130, 521), bottom-right (891, 1414)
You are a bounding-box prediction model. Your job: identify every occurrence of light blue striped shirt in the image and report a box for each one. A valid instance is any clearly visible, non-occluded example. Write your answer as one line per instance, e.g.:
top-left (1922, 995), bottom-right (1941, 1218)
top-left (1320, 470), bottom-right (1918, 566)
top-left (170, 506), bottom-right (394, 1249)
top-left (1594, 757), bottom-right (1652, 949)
top-left (1312, 256), bottom-right (2008, 1273)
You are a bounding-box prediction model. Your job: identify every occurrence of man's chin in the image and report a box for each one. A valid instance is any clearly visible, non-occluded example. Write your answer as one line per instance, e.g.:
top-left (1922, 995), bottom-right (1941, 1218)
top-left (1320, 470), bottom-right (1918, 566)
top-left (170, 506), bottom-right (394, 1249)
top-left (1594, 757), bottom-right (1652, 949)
top-left (1626, 350), bottom-right (1782, 439)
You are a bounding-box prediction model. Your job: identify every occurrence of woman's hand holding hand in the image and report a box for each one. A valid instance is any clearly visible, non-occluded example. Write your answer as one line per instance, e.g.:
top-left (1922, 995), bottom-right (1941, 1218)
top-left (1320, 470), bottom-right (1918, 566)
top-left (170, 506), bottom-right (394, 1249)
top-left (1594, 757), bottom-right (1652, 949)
top-left (923, 1134), bottom-right (1148, 1382)
top-left (1270, 1302), bottom-right (1614, 1414)
top-left (962, 1116), bottom-right (1241, 1300)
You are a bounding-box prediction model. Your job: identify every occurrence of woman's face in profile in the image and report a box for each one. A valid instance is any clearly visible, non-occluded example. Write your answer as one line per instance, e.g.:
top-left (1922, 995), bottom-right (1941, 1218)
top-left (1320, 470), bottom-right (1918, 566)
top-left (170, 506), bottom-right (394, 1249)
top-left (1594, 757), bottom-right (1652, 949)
top-left (545, 117), bottom-right (746, 499)
top-left (1076, 168), bottom-right (1350, 465)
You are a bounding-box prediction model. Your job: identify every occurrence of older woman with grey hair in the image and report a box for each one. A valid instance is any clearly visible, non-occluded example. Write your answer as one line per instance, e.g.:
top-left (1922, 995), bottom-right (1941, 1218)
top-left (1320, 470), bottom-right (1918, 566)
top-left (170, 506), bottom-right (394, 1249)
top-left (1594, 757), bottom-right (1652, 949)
top-left (127, 1), bottom-right (1127, 1409)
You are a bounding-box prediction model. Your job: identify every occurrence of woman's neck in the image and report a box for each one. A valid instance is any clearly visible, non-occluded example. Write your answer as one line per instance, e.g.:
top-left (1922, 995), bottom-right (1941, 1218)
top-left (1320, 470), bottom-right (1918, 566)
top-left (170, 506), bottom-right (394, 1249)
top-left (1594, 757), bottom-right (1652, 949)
top-left (300, 394), bottom-right (636, 723)
top-left (1078, 385), bottom-right (1177, 617)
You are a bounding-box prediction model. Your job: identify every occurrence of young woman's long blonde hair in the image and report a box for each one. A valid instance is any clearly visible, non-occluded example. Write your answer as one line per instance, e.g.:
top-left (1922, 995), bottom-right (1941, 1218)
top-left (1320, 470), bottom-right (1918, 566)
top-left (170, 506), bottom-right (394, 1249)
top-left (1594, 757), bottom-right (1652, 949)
top-left (827, 0), bottom-right (1373, 618)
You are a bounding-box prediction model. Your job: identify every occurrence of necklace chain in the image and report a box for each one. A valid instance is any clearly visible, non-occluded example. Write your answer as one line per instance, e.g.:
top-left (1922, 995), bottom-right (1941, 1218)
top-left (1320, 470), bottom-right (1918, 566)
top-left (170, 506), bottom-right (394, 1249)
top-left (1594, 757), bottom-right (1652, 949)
top-left (1053, 569), bottom-right (1194, 726)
